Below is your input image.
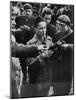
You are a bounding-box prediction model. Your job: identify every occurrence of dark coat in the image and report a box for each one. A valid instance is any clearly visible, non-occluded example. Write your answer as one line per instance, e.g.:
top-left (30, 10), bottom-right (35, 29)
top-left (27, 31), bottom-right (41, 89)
top-left (12, 27), bottom-right (34, 45)
top-left (14, 15), bottom-right (36, 45)
top-left (52, 44), bottom-right (74, 95)
top-left (11, 35), bottom-right (40, 83)
top-left (53, 30), bottom-right (74, 44)
top-left (46, 24), bottom-right (56, 43)
top-left (11, 42), bottom-right (39, 58)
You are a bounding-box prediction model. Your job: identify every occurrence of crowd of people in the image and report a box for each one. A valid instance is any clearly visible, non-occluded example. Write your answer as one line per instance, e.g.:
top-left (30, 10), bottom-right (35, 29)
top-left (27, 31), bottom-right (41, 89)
top-left (10, 1), bottom-right (74, 98)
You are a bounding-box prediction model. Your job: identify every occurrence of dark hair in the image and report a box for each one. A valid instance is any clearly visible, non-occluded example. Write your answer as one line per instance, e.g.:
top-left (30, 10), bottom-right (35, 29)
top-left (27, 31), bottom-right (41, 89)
top-left (34, 16), bottom-right (45, 27)
top-left (42, 7), bottom-right (53, 17)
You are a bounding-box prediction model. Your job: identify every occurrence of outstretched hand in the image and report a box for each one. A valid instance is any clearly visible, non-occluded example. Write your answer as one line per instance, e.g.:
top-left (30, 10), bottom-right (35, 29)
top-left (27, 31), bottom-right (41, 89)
top-left (41, 50), bottom-right (54, 58)
top-left (38, 45), bottom-right (47, 51)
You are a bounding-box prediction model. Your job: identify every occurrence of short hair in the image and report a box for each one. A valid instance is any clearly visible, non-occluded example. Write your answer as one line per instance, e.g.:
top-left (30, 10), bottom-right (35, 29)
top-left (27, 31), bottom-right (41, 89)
top-left (23, 3), bottom-right (32, 10)
top-left (34, 16), bottom-right (45, 28)
top-left (11, 7), bottom-right (20, 16)
top-left (42, 7), bottom-right (53, 17)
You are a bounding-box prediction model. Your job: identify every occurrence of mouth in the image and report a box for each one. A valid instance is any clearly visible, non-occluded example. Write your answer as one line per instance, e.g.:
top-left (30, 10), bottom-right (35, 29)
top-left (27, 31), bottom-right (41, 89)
top-left (11, 26), bottom-right (16, 30)
top-left (41, 32), bottom-right (45, 36)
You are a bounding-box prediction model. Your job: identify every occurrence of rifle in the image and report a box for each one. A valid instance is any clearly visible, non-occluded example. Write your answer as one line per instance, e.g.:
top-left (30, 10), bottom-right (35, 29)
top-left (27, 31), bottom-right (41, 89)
top-left (27, 32), bottom-right (73, 65)
top-left (48, 32), bottom-right (73, 50)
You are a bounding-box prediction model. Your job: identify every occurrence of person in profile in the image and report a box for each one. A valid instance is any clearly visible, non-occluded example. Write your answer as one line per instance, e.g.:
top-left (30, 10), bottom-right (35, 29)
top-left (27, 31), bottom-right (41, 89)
top-left (54, 14), bottom-right (73, 43)
top-left (52, 15), bottom-right (74, 95)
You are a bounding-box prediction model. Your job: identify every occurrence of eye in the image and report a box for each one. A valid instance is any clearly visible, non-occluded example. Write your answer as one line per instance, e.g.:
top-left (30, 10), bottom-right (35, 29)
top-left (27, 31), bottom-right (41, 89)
top-left (11, 18), bottom-right (15, 21)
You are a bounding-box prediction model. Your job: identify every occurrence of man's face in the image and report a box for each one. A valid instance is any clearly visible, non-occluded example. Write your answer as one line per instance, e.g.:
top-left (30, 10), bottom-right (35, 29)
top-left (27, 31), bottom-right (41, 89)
top-left (23, 9), bottom-right (32, 17)
top-left (35, 21), bottom-right (47, 38)
top-left (11, 16), bottom-right (16, 29)
top-left (43, 14), bottom-right (52, 24)
top-left (11, 7), bottom-right (20, 30)
top-left (56, 21), bottom-right (68, 33)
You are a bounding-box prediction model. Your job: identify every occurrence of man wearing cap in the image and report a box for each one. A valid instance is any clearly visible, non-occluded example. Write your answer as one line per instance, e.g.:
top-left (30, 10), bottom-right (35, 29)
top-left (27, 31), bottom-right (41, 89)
top-left (54, 14), bottom-right (74, 43)
top-left (52, 15), bottom-right (74, 95)
top-left (22, 3), bottom-right (33, 17)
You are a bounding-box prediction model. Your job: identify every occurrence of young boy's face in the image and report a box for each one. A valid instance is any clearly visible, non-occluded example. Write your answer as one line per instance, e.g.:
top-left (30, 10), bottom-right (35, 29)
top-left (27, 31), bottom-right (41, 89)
top-left (35, 21), bottom-right (47, 37)
top-left (43, 14), bottom-right (52, 25)
top-left (23, 9), bottom-right (32, 17)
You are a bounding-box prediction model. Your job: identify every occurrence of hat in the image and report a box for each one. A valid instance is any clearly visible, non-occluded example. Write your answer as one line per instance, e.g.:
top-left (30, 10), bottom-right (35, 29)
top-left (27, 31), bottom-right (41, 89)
top-left (23, 3), bottom-right (32, 10)
top-left (57, 15), bottom-right (71, 25)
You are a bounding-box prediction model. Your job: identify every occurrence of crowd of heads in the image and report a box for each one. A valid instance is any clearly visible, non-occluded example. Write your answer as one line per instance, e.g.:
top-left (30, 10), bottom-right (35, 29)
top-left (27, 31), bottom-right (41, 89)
top-left (11, 2), bottom-right (73, 28)
top-left (11, 2), bottom-right (74, 42)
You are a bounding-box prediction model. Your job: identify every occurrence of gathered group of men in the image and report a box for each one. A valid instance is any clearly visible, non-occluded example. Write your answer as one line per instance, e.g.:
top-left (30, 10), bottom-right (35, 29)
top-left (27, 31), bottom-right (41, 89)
top-left (11, 2), bottom-right (74, 98)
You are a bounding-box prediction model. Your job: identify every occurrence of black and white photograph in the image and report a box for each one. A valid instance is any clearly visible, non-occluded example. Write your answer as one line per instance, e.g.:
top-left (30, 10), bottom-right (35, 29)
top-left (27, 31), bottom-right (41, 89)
top-left (10, 1), bottom-right (74, 99)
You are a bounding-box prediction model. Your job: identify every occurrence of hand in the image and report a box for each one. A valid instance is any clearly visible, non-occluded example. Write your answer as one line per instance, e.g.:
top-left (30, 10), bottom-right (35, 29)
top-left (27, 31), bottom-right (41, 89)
top-left (11, 28), bottom-right (17, 33)
top-left (20, 25), bottom-right (30, 30)
top-left (23, 25), bottom-right (30, 30)
top-left (57, 40), bottom-right (66, 46)
top-left (40, 50), bottom-right (54, 58)
top-left (38, 45), bottom-right (47, 51)
top-left (57, 40), bottom-right (63, 46)
top-left (61, 44), bottom-right (68, 48)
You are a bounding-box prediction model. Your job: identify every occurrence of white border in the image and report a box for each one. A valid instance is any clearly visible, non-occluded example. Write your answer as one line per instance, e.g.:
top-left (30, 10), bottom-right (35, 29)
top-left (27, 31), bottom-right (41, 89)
top-left (0, 0), bottom-right (75, 100)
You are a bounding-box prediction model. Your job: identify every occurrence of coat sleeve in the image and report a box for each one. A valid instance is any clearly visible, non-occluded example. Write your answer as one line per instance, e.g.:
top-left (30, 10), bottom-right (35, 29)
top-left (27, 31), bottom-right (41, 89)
top-left (11, 42), bottom-right (39, 58)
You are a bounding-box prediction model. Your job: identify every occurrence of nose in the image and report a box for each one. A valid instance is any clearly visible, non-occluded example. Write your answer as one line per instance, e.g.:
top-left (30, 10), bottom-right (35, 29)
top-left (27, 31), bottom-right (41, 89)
top-left (43, 27), bottom-right (46, 33)
top-left (11, 19), bottom-right (16, 29)
top-left (13, 20), bottom-right (16, 25)
top-left (26, 11), bottom-right (29, 15)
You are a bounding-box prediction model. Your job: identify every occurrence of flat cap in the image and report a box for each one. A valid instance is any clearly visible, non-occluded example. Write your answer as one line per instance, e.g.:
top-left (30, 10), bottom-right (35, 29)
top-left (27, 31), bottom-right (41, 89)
top-left (57, 15), bottom-right (71, 25)
top-left (23, 3), bottom-right (32, 10)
